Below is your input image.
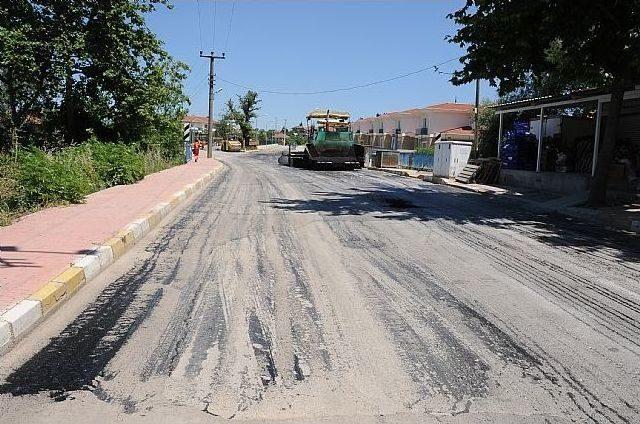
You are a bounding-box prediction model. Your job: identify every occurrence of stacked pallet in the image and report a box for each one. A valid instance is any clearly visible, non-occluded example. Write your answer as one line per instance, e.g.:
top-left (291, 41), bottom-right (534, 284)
top-left (455, 158), bottom-right (502, 184)
top-left (455, 164), bottom-right (480, 183)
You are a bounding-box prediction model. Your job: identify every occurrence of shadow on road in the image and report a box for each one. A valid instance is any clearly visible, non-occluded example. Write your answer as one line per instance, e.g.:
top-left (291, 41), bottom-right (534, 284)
top-left (266, 185), bottom-right (640, 264)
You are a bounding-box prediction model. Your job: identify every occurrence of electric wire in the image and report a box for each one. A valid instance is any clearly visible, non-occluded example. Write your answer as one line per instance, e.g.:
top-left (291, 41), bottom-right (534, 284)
top-left (195, 0), bottom-right (203, 51)
top-left (218, 56), bottom-right (462, 95)
top-left (211, 0), bottom-right (218, 51)
top-left (224, 0), bottom-right (237, 54)
top-left (188, 72), bottom-right (209, 98)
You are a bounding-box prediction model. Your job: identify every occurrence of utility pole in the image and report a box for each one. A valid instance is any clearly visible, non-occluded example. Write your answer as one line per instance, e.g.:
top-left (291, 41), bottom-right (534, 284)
top-left (473, 79), bottom-right (480, 159)
top-left (200, 51), bottom-right (225, 158)
top-left (285, 119), bottom-right (290, 166)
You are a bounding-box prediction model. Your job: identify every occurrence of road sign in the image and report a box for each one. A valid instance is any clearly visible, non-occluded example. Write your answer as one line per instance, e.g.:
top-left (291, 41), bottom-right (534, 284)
top-left (183, 123), bottom-right (191, 142)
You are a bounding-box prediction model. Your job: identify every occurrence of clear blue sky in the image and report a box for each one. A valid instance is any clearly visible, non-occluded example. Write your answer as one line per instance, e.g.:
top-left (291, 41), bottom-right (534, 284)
top-left (147, 1), bottom-right (496, 129)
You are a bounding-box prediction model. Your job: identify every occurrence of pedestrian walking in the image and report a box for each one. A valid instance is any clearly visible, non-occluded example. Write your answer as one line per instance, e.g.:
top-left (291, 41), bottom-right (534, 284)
top-left (192, 140), bottom-right (200, 162)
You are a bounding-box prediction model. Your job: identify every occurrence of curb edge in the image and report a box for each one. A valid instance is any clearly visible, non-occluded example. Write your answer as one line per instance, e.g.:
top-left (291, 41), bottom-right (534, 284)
top-left (0, 165), bottom-right (222, 354)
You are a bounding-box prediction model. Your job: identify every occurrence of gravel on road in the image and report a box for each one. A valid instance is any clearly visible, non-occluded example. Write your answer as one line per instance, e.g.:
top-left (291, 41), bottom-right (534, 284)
top-left (1, 148), bottom-right (639, 423)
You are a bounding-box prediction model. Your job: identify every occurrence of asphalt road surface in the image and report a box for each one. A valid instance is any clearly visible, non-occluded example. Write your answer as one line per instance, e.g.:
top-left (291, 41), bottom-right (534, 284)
top-left (1, 147), bottom-right (640, 423)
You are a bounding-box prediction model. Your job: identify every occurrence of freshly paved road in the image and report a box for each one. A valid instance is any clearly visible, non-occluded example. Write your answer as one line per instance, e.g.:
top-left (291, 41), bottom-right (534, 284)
top-left (1, 147), bottom-right (639, 423)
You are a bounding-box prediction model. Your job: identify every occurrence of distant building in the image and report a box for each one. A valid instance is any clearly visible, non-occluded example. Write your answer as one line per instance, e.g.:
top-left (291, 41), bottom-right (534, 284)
top-left (272, 131), bottom-right (287, 145)
top-left (182, 115), bottom-right (210, 131)
top-left (290, 123), bottom-right (308, 136)
top-left (350, 102), bottom-right (473, 146)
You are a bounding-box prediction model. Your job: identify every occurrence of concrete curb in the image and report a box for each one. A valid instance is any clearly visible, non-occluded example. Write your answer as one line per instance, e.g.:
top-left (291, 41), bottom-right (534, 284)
top-left (0, 166), bottom-right (221, 354)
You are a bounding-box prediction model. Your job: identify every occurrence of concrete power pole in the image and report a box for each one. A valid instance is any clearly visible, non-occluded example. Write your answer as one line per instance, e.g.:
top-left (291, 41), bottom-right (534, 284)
top-left (285, 119), bottom-right (290, 167)
top-left (200, 51), bottom-right (225, 158)
top-left (473, 79), bottom-right (480, 159)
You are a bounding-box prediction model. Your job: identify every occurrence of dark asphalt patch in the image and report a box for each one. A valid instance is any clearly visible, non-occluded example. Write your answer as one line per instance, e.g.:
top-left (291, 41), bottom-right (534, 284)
top-left (0, 279), bottom-right (162, 399)
top-left (293, 354), bottom-right (305, 381)
top-left (381, 197), bottom-right (417, 210)
top-left (248, 312), bottom-right (277, 386)
top-left (0, 203), bottom-right (199, 399)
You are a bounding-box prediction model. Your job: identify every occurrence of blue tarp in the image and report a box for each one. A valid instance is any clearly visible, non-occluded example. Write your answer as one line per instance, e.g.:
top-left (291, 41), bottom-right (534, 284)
top-left (500, 120), bottom-right (537, 171)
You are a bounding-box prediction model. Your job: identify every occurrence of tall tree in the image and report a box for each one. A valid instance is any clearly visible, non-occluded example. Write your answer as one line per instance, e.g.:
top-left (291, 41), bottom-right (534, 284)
top-left (225, 91), bottom-right (260, 149)
top-left (215, 115), bottom-right (235, 141)
top-left (0, 0), bottom-right (188, 152)
top-left (0, 1), bottom-right (62, 151)
top-left (448, 0), bottom-right (640, 205)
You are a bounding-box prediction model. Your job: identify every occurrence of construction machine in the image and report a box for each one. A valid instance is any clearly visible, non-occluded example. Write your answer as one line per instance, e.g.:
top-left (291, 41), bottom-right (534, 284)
top-left (221, 139), bottom-right (242, 152)
top-left (279, 109), bottom-right (365, 169)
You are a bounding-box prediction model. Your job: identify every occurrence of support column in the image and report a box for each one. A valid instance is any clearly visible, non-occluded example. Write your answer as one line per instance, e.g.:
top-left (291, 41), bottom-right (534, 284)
top-left (591, 100), bottom-right (603, 177)
top-left (536, 107), bottom-right (544, 172)
top-left (497, 112), bottom-right (504, 159)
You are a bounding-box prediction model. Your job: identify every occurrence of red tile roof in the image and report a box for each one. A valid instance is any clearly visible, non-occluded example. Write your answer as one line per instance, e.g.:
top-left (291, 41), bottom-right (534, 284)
top-left (353, 103), bottom-right (473, 122)
top-left (425, 103), bottom-right (474, 112)
top-left (441, 125), bottom-right (474, 136)
top-left (182, 115), bottom-right (210, 124)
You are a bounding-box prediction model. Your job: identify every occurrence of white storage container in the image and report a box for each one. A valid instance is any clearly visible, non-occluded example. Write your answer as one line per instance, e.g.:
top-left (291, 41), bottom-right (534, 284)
top-left (433, 141), bottom-right (472, 178)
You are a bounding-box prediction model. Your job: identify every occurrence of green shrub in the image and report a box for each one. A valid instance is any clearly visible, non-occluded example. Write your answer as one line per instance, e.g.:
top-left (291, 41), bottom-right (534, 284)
top-left (0, 155), bottom-right (19, 225)
top-left (140, 146), bottom-right (181, 175)
top-left (15, 148), bottom-right (98, 208)
top-left (86, 140), bottom-right (145, 186)
top-left (1, 137), bottom-right (183, 226)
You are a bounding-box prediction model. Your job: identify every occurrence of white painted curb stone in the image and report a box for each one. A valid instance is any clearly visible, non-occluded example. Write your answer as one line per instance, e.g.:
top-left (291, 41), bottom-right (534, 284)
top-left (124, 221), bottom-right (145, 242)
top-left (73, 254), bottom-right (102, 281)
top-left (0, 320), bottom-right (12, 350)
top-left (131, 218), bottom-right (151, 237)
top-left (1, 300), bottom-right (42, 338)
top-left (94, 245), bottom-right (114, 268)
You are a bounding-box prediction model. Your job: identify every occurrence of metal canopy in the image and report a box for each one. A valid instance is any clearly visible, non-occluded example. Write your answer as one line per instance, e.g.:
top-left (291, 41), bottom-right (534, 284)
top-left (307, 109), bottom-right (350, 120)
top-left (493, 88), bottom-right (640, 114)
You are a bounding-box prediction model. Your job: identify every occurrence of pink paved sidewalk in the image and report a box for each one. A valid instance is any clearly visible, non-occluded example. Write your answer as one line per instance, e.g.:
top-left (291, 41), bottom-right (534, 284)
top-left (0, 157), bottom-right (221, 313)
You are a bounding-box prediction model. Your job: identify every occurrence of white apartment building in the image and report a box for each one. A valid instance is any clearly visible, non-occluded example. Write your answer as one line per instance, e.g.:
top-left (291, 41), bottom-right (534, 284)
top-left (351, 103), bottom-right (473, 138)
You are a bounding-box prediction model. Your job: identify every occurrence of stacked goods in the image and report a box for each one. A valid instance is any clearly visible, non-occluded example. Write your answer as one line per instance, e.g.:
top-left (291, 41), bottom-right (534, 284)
top-left (500, 120), bottom-right (538, 171)
top-left (474, 158), bottom-right (502, 184)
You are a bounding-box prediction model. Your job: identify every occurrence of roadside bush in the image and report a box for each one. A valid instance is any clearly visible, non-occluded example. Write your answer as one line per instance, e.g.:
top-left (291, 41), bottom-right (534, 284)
top-left (15, 148), bottom-right (98, 208)
top-left (0, 155), bottom-right (19, 225)
top-left (86, 141), bottom-right (145, 186)
top-left (140, 146), bottom-right (181, 175)
top-left (1, 137), bottom-right (183, 226)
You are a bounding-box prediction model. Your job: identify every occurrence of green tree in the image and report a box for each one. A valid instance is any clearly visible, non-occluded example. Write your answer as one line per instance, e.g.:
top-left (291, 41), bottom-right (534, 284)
top-left (257, 129), bottom-right (267, 145)
top-left (225, 90), bottom-right (261, 149)
top-left (215, 116), bottom-right (235, 141)
top-left (0, 2), bottom-right (62, 151)
top-left (448, 0), bottom-right (640, 205)
top-left (0, 0), bottom-right (188, 152)
top-left (286, 124), bottom-right (308, 146)
top-left (475, 100), bottom-right (500, 158)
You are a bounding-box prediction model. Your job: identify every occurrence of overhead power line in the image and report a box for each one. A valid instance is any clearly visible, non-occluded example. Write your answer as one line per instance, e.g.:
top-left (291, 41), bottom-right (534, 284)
top-left (217, 56), bottom-right (462, 95)
top-left (188, 71), bottom-right (209, 98)
top-left (211, 0), bottom-right (218, 50)
top-left (195, 0), bottom-right (203, 51)
top-left (224, 0), bottom-right (237, 53)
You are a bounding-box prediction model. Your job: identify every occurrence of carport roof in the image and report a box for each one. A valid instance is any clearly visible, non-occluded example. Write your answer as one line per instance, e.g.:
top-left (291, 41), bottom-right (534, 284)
top-left (491, 87), bottom-right (607, 111)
